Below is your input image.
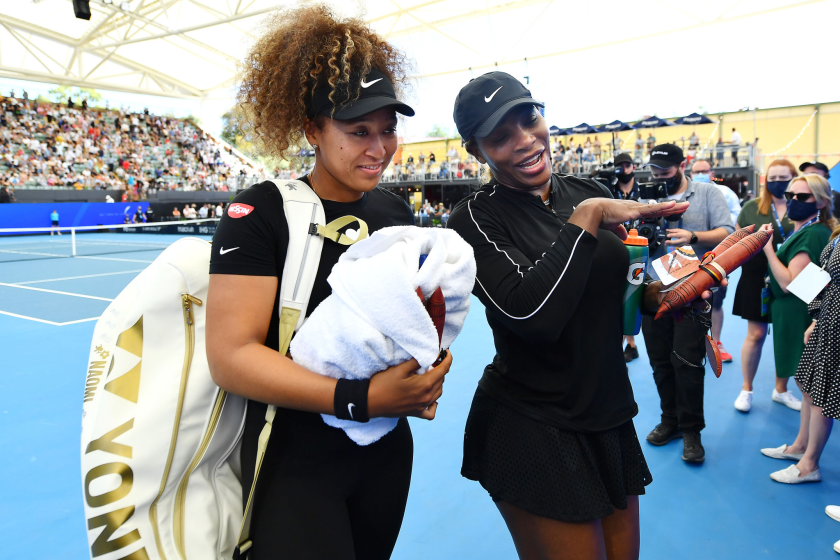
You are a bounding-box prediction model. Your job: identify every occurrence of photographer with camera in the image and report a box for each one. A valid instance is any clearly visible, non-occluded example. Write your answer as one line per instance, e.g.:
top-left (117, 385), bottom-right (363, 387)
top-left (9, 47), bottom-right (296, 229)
top-left (640, 144), bottom-right (734, 463)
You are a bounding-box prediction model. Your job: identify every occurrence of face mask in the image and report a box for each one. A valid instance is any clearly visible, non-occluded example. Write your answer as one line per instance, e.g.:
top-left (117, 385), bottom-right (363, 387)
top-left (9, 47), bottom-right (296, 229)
top-left (766, 180), bottom-right (790, 198)
top-left (616, 170), bottom-right (635, 184)
top-left (692, 172), bottom-right (711, 183)
top-left (786, 198), bottom-right (818, 221)
top-left (653, 170), bottom-right (683, 195)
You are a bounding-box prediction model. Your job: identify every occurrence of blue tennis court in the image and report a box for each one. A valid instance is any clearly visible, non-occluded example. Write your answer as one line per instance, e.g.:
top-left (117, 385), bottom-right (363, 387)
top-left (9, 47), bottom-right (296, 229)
top-left (1, 233), bottom-right (837, 559)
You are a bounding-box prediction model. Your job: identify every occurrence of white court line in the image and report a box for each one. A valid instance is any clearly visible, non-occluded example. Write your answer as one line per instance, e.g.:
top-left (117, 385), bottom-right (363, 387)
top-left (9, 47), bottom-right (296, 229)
top-left (0, 282), bottom-right (114, 301)
top-left (15, 270), bottom-right (145, 285)
top-left (0, 310), bottom-right (101, 326)
top-left (0, 249), bottom-right (69, 258)
top-left (77, 256), bottom-right (154, 263)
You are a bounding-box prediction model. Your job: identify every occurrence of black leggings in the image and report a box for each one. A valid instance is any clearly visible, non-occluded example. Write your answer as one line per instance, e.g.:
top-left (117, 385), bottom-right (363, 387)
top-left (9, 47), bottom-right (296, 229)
top-left (243, 406), bottom-right (413, 560)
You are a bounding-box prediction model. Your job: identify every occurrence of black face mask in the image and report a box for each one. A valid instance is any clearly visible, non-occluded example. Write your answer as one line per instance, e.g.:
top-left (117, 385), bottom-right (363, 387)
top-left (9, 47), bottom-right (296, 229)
top-left (766, 180), bottom-right (790, 198)
top-left (786, 199), bottom-right (819, 221)
top-left (653, 170), bottom-right (683, 195)
top-left (616, 170), bottom-right (635, 184)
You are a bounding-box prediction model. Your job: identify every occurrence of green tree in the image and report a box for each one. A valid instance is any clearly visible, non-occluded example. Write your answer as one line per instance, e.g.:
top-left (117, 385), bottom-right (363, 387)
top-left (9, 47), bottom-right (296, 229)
top-left (47, 85), bottom-right (103, 106)
top-left (427, 124), bottom-right (451, 138)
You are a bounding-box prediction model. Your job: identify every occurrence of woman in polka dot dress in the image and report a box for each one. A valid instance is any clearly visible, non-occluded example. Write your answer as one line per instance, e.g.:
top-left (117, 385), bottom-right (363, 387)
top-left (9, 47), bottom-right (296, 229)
top-left (765, 216), bottom-right (840, 485)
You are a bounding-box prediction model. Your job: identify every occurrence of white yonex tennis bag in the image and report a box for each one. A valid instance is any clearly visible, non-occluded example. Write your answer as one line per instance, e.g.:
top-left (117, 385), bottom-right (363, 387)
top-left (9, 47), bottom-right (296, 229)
top-left (80, 179), bottom-right (364, 560)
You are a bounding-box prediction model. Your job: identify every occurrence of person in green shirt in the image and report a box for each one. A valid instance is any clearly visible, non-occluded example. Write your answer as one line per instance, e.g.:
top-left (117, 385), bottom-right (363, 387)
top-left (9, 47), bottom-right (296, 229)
top-left (759, 173), bottom-right (836, 484)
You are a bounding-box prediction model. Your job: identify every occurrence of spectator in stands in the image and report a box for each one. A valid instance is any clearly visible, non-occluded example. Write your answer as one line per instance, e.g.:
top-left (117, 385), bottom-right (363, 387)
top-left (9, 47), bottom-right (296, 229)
top-left (759, 174), bottom-right (835, 485)
top-left (689, 130), bottom-right (699, 147)
top-left (215, 203), bottom-right (224, 217)
top-left (447, 146), bottom-right (458, 163)
top-left (0, 186), bottom-right (14, 203)
top-left (732, 160), bottom-right (798, 412)
top-left (646, 132), bottom-right (656, 152)
top-left (634, 134), bottom-right (644, 163)
top-left (691, 159), bottom-right (740, 363)
top-left (172, 206), bottom-right (181, 219)
top-left (593, 136), bottom-right (602, 163)
top-left (730, 127), bottom-right (741, 164)
top-left (715, 137), bottom-right (725, 166)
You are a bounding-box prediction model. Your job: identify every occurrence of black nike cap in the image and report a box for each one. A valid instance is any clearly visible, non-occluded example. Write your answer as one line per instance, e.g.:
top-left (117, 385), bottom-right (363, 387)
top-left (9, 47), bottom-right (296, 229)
top-left (453, 71), bottom-right (544, 140)
top-left (307, 68), bottom-right (414, 120)
top-left (646, 144), bottom-right (684, 168)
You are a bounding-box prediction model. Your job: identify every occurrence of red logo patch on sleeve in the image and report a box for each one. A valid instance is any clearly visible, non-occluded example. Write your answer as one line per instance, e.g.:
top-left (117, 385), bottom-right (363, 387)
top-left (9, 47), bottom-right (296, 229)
top-left (227, 203), bottom-right (254, 218)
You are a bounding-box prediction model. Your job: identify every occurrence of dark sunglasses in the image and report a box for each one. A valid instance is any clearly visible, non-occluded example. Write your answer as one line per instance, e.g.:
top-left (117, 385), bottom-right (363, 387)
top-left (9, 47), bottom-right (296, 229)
top-left (783, 192), bottom-right (815, 202)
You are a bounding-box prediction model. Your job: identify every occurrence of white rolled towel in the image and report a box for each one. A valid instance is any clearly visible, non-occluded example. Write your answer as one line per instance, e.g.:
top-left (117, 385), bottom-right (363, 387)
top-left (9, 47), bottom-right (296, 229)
top-left (289, 225), bottom-right (476, 445)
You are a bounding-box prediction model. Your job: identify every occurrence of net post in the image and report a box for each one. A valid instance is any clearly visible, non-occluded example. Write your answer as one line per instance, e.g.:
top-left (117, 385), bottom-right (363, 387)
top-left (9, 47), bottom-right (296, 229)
top-left (71, 228), bottom-right (76, 256)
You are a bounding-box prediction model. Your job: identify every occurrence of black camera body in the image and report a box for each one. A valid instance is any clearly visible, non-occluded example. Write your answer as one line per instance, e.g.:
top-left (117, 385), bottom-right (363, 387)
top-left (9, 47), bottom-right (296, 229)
top-left (633, 180), bottom-right (686, 252)
top-left (638, 180), bottom-right (670, 201)
top-left (592, 166), bottom-right (618, 190)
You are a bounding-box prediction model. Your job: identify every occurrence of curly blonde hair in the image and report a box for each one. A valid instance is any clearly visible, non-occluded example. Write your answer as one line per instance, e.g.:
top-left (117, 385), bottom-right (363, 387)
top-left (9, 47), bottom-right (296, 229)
top-left (237, 4), bottom-right (411, 158)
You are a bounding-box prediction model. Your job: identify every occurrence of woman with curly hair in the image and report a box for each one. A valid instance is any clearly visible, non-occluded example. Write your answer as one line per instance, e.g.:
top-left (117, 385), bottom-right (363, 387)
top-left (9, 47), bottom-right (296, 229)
top-left (205, 6), bottom-right (451, 559)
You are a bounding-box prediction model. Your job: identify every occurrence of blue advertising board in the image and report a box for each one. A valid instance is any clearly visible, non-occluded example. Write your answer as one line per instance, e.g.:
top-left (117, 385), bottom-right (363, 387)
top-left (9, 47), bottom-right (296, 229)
top-left (0, 202), bottom-right (150, 230)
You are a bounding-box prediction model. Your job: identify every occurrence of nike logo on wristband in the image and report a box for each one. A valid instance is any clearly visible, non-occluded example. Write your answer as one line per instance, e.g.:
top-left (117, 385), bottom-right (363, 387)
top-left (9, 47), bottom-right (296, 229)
top-left (348, 403), bottom-right (355, 419)
top-left (219, 247), bottom-right (239, 255)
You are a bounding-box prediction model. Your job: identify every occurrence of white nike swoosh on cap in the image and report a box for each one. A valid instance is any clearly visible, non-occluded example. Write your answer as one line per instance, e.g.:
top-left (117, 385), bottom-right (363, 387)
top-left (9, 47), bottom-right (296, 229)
top-left (219, 247), bottom-right (239, 255)
top-left (485, 86), bottom-right (503, 103)
top-left (348, 403), bottom-right (355, 419)
top-left (361, 78), bottom-right (383, 88)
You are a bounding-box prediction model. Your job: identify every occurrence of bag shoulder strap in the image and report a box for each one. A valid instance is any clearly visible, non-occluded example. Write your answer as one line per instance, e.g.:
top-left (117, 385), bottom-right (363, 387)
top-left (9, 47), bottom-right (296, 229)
top-left (234, 179), bottom-right (324, 559)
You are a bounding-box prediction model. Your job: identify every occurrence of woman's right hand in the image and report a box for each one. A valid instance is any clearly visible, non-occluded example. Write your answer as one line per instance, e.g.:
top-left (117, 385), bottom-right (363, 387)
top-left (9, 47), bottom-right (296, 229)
top-left (367, 350), bottom-right (453, 420)
top-left (570, 198), bottom-right (690, 239)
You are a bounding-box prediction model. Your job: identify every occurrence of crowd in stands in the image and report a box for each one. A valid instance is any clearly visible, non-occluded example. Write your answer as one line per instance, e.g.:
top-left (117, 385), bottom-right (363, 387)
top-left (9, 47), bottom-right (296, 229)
top-left (383, 146), bottom-right (480, 182)
top-left (551, 128), bottom-right (754, 174)
top-left (0, 90), bottom-right (261, 198)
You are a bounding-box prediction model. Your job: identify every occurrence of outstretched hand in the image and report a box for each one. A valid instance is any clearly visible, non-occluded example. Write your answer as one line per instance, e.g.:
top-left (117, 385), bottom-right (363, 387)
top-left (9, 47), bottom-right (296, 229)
top-left (570, 198), bottom-right (690, 240)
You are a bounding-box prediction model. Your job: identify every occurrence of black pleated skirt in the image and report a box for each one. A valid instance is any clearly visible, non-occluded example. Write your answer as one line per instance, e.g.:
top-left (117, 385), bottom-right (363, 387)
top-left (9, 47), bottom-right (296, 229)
top-left (461, 388), bottom-right (652, 523)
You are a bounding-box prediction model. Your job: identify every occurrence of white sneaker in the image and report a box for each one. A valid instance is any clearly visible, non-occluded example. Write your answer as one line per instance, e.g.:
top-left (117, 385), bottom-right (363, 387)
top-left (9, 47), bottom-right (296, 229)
top-left (760, 444), bottom-right (804, 460)
top-left (735, 390), bottom-right (753, 412)
top-left (770, 464), bottom-right (821, 484)
top-left (834, 539), bottom-right (840, 554)
top-left (827, 505), bottom-right (840, 522)
top-left (772, 389), bottom-right (802, 411)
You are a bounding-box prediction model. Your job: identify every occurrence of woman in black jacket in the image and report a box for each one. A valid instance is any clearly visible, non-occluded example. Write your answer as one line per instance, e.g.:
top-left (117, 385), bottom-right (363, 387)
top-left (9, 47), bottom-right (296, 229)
top-left (447, 72), bottom-right (713, 560)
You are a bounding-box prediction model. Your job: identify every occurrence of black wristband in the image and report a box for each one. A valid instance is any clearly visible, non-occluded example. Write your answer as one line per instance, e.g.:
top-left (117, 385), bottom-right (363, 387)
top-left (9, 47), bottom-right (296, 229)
top-left (333, 378), bottom-right (370, 423)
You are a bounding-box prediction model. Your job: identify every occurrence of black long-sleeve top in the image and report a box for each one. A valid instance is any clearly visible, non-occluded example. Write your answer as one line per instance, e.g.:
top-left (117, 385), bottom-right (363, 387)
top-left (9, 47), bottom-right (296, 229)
top-left (447, 173), bottom-right (637, 433)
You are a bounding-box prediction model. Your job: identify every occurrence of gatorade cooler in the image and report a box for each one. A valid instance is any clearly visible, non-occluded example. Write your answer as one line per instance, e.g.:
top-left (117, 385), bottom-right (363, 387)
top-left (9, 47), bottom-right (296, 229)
top-left (623, 229), bottom-right (649, 336)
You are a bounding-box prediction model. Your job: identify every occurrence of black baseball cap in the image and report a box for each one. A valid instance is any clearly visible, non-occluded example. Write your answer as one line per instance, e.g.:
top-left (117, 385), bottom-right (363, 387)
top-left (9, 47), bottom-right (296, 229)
top-left (453, 72), bottom-right (544, 140)
top-left (799, 161), bottom-right (830, 178)
top-left (614, 152), bottom-right (634, 166)
top-left (647, 144), bottom-right (684, 168)
top-left (306, 68), bottom-right (414, 120)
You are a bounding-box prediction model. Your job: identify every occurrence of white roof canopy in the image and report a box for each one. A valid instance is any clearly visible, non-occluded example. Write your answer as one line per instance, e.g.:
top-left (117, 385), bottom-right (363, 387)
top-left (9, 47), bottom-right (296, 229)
top-left (1, 0), bottom-right (835, 137)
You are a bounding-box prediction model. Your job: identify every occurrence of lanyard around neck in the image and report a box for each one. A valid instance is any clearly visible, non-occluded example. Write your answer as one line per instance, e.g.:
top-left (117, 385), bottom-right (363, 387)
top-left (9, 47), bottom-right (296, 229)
top-left (781, 216), bottom-right (819, 247)
top-left (770, 203), bottom-right (788, 241)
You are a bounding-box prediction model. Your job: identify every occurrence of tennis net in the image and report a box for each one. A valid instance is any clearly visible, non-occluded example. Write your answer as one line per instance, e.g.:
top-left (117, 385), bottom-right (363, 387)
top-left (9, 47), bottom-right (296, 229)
top-left (0, 219), bottom-right (219, 263)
